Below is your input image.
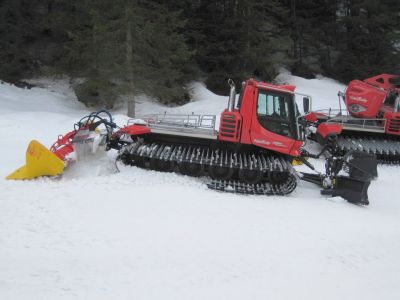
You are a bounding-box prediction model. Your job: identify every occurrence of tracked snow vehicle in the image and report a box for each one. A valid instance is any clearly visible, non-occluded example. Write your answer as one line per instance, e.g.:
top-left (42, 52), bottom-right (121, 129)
top-left (7, 79), bottom-right (377, 205)
top-left (312, 74), bottom-right (400, 162)
top-left (106, 79), bottom-right (377, 205)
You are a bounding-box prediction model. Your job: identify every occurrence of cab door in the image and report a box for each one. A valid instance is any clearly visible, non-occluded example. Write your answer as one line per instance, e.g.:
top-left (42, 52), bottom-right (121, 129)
top-left (250, 88), bottom-right (298, 155)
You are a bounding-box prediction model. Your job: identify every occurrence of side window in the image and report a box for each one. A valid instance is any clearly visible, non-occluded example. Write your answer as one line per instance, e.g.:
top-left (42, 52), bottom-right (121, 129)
top-left (257, 92), bottom-right (286, 118)
top-left (257, 93), bottom-right (267, 115)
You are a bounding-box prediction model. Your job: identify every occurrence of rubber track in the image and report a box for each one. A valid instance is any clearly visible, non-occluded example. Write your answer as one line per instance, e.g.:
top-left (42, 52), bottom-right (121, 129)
top-left (119, 141), bottom-right (298, 196)
top-left (337, 135), bottom-right (400, 164)
top-left (207, 176), bottom-right (297, 196)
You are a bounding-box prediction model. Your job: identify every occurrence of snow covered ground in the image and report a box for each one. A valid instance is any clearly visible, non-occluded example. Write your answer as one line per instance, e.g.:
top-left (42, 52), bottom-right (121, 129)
top-left (0, 74), bottom-right (399, 300)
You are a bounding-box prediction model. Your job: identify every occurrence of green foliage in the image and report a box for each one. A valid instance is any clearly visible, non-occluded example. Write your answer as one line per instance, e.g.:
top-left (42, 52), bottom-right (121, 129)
top-left (0, 0), bottom-right (42, 81)
top-left (281, 0), bottom-right (400, 81)
top-left (129, 1), bottom-right (194, 104)
top-left (75, 79), bottom-right (118, 109)
top-left (333, 0), bottom-right (400, 81)
top-left (184, 0), bottom-right (293, 93)
top-left (59, 0), bottom-right (194, 107)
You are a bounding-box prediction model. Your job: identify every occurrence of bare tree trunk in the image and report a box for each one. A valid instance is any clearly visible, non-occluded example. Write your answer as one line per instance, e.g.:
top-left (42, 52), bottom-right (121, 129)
top-left (291, 0), bottom-right (302, 65)
top-left (126, 4), bottom-right (135, 117)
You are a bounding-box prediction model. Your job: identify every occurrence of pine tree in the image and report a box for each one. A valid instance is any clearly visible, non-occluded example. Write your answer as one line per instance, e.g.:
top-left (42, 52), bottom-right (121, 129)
top-left (132, 1), bottom-right (194, 105)
top-left (187, 0), bottom-right (292, 93)
top-left (0, 0), bottom-right (44, 81)
top-left (59, 0), bottom-right (194, 109)
top-left (281, 0), bottom-right (339, 77)
top-left (1, 0), bottom-right (399, 100)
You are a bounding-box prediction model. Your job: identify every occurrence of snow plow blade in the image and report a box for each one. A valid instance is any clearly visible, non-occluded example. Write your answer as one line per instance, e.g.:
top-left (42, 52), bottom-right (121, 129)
top-left (300, 151), bottom-right (377, 205)
top-left (326, 151), bottom-right (377, 205)
top-left (301, 173), bottom-right (371, 205)
top-left (321, 177), bottom-right (370, 205)
top-left (6, 140), bottom-right (65, 180)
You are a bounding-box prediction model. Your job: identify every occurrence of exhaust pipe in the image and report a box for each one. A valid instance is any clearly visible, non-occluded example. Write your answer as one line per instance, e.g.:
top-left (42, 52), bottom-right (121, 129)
top-left (228, 79), bottom-right (236, 111)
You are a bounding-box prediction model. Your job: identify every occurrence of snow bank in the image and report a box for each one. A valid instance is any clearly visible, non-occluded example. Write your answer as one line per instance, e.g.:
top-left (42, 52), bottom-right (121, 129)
top-left (276, 69), bottom-right (347, 110)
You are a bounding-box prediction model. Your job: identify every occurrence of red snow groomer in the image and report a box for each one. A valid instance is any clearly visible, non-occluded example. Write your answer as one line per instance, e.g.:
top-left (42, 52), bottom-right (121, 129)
top-left (7, 79), bottom-right (377, 205)
top-left (312, 74), bottom-right (400, 162)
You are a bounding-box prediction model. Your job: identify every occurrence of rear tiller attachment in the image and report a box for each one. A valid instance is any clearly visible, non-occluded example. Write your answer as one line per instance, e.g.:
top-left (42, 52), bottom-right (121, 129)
top-left (300, 151), bottom-right (377, 205)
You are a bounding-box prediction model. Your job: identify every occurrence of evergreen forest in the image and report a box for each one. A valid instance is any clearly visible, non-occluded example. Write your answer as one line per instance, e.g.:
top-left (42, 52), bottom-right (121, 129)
top-left (1, 0), bottom-right (399, 110)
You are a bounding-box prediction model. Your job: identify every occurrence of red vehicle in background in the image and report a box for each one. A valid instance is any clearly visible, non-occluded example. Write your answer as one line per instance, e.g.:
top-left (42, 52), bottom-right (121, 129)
top-left (312, 74), bottom-right (400, 162)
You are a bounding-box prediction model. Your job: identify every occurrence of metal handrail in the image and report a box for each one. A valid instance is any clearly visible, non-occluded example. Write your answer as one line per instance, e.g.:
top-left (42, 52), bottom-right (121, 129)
top-left (326, 117), bottom-right (387, 131)
top-left (128, 113), bottom-right (217, 133)
top-left (314, 108), bottom-right (349, 117)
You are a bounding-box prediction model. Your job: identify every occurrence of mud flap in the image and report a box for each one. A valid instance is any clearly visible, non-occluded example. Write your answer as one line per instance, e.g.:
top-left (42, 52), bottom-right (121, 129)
top-left (6, 140), bottom-right (65, 180)
top-left (321, 176), bottom-right (370, 205)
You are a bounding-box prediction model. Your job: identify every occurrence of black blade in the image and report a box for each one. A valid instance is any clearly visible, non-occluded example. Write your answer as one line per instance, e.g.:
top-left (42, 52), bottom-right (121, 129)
top-left (321, 176), bottom-right (370, 205)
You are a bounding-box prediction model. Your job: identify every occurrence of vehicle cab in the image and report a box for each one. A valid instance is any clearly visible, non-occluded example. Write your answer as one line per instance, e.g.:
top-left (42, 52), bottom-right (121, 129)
top-left (219, 79), bottom-right (311, 157)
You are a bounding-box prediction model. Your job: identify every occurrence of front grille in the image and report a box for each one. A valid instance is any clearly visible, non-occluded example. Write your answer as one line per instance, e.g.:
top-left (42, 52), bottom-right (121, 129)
top-left (388, 116), bottom-right (400, 133)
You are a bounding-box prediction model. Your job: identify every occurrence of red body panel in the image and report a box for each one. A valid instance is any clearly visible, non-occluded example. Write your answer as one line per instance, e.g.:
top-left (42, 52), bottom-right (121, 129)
top-left (250, 127), bottom-right (302, 156)
top-left (317, 123), bottom-right (342, 139)
top-left (345, 80), bottom-right (387, 118)
top-left (255, 81), bottom-right (296, 93)
top-left (303, 112), bottom-right (318, 123)
top-left (50, 131), bottom-right (76, 160)
top-left (237, 80), bottom-right (257, 145)
top-left (118, 124), bottom-right (151, 136)
top-left (364, 74), bottom-right (400, 91)
top-left (382, 110), bottom-right (400, 135)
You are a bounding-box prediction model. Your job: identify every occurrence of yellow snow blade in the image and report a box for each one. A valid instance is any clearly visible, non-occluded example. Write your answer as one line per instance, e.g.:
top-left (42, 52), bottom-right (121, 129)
top-left (6, 140), bottom-right (65, 180)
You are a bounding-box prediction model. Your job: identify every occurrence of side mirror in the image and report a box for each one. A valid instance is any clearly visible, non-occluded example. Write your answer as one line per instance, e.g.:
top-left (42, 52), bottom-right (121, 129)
top-left (303, 97), bottom-right (310, 114)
